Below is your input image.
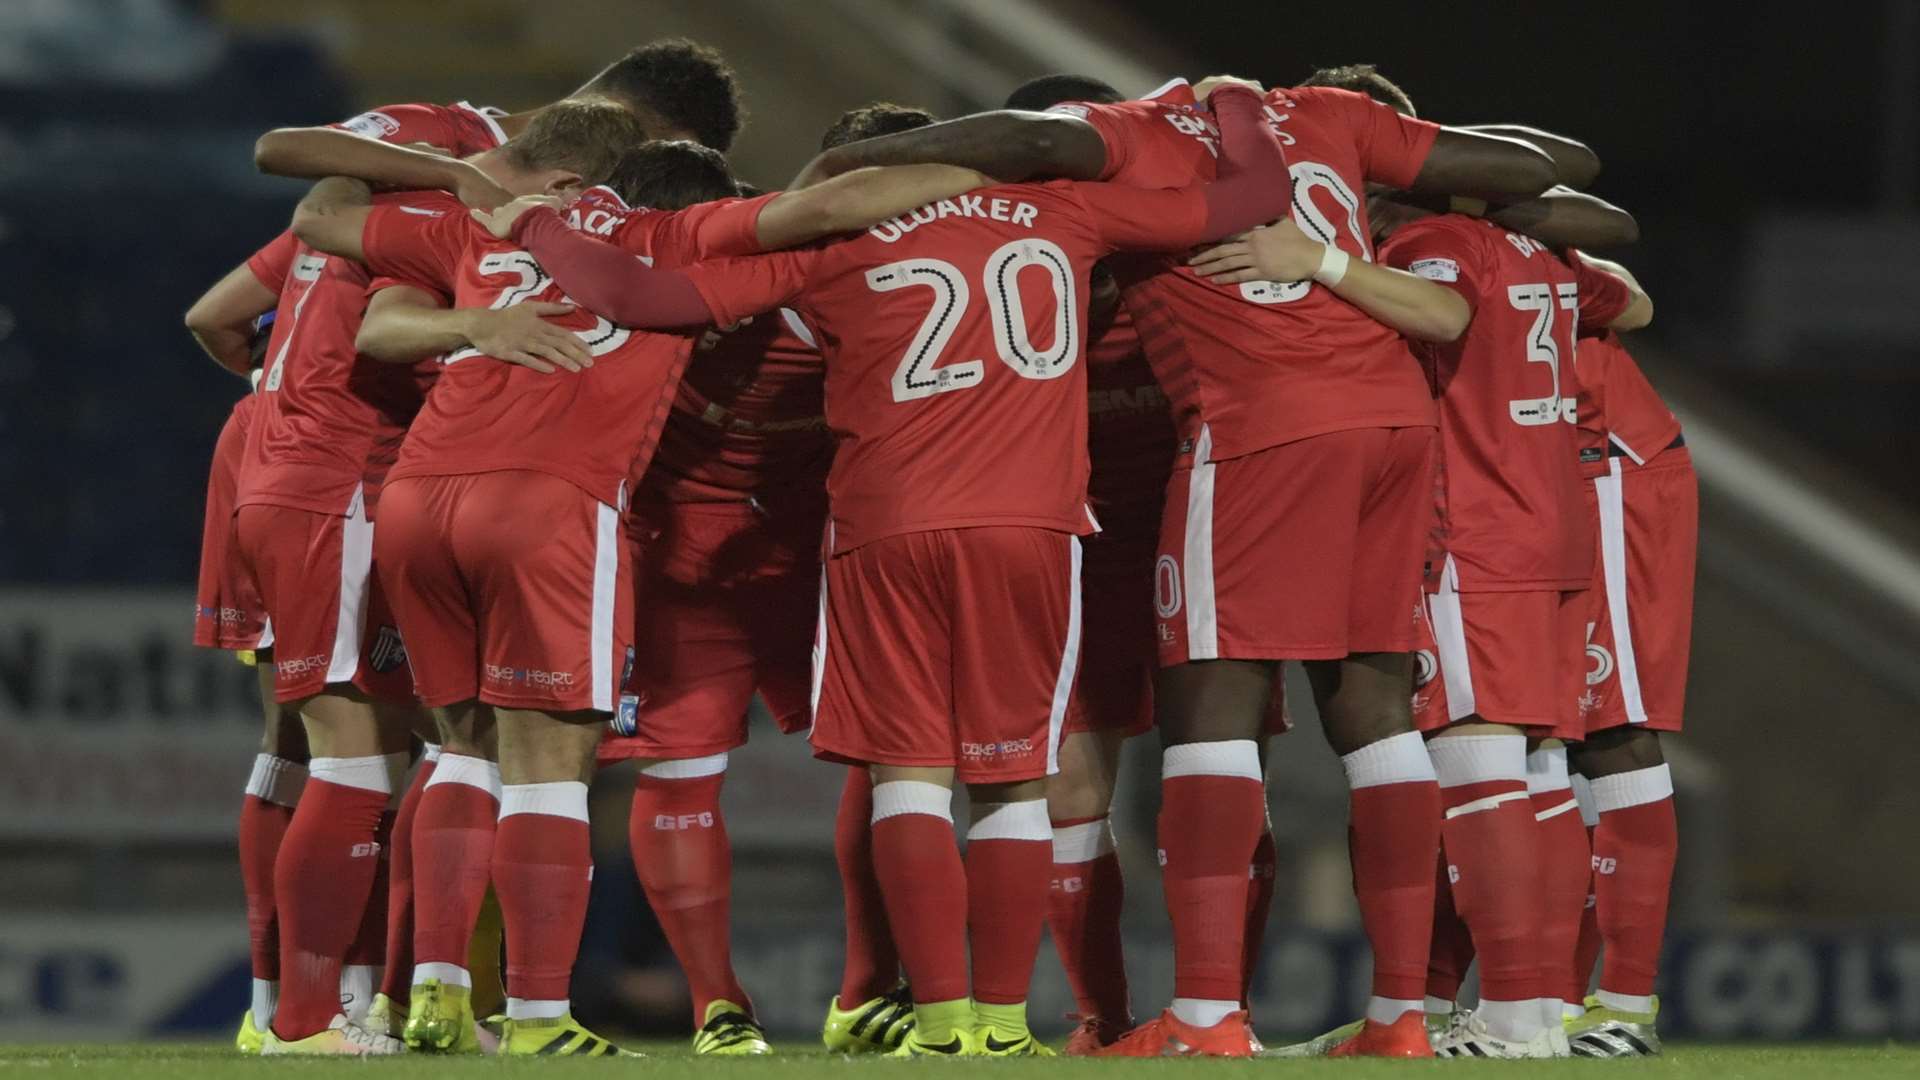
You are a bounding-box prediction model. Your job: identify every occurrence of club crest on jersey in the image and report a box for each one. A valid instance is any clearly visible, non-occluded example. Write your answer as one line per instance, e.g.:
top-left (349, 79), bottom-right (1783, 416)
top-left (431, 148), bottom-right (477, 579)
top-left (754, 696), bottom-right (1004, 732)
top-left (369, 625), bottom-right (408, 674)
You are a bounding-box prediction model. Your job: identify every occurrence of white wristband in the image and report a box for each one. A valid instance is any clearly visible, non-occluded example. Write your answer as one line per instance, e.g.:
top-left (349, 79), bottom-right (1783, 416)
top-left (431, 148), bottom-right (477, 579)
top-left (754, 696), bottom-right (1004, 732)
top-left (1313, 244), bottom-right (1350, 287)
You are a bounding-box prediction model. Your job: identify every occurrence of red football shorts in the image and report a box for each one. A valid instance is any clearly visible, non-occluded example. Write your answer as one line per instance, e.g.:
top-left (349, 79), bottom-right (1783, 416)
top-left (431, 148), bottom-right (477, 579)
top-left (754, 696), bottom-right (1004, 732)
top-left (1581, 449), bottom-right (1697, 734)
top-left (1067, 525), bottom-right (1158, 739)
top-left (233, 488), bottom-right (412, 704)
top-left (600, 498), bottom-right (823, 763)
top-left (1155, 425), bottom-right (1435, 664)
top-left (811, 526), bottom-right (1080, 784)
top-left (194, 400), bottom-right (268, 650)
top-left (1069, 522), bottom-right (1290, 737)
top-left (1417, 555), bottom-right (1586, 740)
top-left (375, 471), bottom-right (632, 713)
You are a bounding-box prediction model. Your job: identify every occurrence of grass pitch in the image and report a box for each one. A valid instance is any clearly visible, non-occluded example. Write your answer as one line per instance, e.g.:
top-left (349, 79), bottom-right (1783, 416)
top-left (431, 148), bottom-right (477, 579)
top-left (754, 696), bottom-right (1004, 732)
top-left (1, 1042), bottom-right (1915, 1078)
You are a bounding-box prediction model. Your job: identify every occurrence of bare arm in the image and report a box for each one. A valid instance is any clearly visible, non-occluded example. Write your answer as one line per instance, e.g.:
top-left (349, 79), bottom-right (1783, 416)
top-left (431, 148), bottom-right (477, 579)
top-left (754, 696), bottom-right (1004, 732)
top-left (1458, 124), bottom-right (1600, 188)
top-left (1488, 187), bottom-right (1637, 249)
top-left (184, 262), bottom-right (279, 376)
top-left (1577, 252), bottom-right (1654, 331)
top-left (789, 111), bottom-right (1108, 188)
top-left (255, 126), bottom-right (512, 208)
top-left (1188, 219), bottom-right (1471, 343)
top-left (1410, 128), bottom-right (1557, 202)
top-left (357, 287), bottom-right (597, 373)
top-left (756, 164), bottom-right (991, 248)
top-left (290, 177), bottom-right (376, 260)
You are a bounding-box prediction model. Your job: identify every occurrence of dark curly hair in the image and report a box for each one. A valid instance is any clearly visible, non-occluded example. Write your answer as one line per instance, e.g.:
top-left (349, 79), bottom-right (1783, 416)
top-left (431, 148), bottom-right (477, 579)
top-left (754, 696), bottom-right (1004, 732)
top-left (1298, 63), bottom-right (1417, 116)
top-left (579, 39), bottom-right (744, 151)
top-left (819, 102), bottom-right (937, 151)
top-left (606, 140), bottom-right (737, 211)
top-left (1003, 73), bottom-right (1122, 111)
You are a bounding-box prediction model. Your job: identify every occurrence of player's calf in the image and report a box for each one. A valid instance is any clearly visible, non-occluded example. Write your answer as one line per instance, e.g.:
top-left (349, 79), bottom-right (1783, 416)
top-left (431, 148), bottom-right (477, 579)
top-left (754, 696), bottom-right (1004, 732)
top-left (1044, 729), bottom-right (1133, 1049)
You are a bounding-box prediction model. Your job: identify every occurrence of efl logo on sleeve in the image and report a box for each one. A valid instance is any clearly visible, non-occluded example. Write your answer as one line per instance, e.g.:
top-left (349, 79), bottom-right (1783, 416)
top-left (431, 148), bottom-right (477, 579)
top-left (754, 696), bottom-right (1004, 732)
top-left (1408, 258), bottom-right (1460, 282)
top-left (341, 111), bottom-right (402, 139)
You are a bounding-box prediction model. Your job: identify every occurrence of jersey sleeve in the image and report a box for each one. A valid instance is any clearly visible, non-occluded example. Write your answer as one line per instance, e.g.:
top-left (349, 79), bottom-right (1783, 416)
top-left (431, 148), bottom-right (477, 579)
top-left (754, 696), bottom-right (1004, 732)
top-left (635, 192), bottom-right (781, 260)
top-left (360, 204), bottom-right (466, 295)
top-left (1069, 182), bottom-right (1212, 253)
top-left (245, 229), bottom-right (299, 293)
top-left (1380, 220), bottom-right (1486, 314)
top-left (1347, 91), bottom-right (1443, 189)
top-left (1569, 251), bottom-right (1634, 330)
top-left (680, 249), bottom-right (817, 329)
top-left (1060, 104), bottom-right (1132, 182)
top-left (332, 102), bottom-right (464, 148)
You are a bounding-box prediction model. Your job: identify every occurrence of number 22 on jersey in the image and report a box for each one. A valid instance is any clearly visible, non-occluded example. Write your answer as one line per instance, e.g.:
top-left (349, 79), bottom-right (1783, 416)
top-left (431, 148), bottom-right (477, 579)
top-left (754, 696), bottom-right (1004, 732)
top-left (868, 238), bottom-right (1081, 403)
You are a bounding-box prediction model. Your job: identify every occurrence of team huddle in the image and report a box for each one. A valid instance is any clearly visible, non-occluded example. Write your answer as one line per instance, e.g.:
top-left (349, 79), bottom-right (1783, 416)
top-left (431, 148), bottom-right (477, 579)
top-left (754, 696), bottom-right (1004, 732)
top-left (184, 38), bottom-right (1694, 1061)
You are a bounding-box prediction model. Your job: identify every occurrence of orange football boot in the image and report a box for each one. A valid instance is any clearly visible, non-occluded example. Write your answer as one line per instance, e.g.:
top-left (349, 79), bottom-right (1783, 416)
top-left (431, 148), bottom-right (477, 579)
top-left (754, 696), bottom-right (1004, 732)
top-left (1328, 1012), bottom-right (1435, 1058)
top-left (1094, 1009), bottom-right (1257, 1058)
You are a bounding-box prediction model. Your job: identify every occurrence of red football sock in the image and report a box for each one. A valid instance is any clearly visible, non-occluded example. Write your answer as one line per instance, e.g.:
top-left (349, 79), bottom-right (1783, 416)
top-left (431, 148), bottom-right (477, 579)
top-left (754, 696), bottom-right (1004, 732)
top-left (1048, 816), bottom-right (1131, 1023)
top-left (1591, 765), bottom-right (1678, 1002)
top-left (1342, 732), bottom-right (1442, 1014)
top-left (629, 756), bottom-right (747, 1024)
top-left (1530, 773), bottom-right (1590, 1011)
top-left (1572, 826), bottom-right (1601, 1003)
top-left (379, 754), bottom-right (435, 1005)
top-left (1427, 847), bottom-right (1475, 1004)
top-left (869, 781), bottom-right (968, 1005)
top-left (239, 754), bottom-right (304, 986)
top-left (270, 758), bottom-right (395, 1040)
top-left (835, 768), bottom-right (900, 1006)
top-left (965, 800), bottom-right (1052, 1006)
top-left (1242, 826), bottom-right (1277, 1006)
top-left (345, 810), bottom-right (395, 968)
top-left (1159, 740), bottom-right (1266, 1004)
top-left (411, 755), bottom-right (501, 981)
top-left (1429, 736), bottom-right (1542, 1012)
top-left (494, 782), bottom-right (594, 1009)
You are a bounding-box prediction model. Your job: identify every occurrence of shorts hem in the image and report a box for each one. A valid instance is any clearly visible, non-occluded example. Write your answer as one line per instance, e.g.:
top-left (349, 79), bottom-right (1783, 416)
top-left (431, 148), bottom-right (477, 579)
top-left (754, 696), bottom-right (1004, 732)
top-left (598, 735), bottom-right (747, 762)
top-left (479, 690), bottom-right (610, 714)
top-left (1585, 715), bottom-right (1684, 735)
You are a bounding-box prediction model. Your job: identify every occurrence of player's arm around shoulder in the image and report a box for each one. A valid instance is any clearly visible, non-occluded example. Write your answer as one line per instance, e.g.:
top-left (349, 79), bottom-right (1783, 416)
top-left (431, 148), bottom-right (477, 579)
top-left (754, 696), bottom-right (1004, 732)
top-left (1576, 252), bottom-right (1654, 331)
top-left (754, 165), bottom-right (993, 250)
top-left (789, 110), bottom-right (1107, 188)
top-left (1189, 217), bottom-right (1472, 343)
top-left (356, 286), bottom-right (593, 374)
top-left (291, 177), bottom-right (376, 260)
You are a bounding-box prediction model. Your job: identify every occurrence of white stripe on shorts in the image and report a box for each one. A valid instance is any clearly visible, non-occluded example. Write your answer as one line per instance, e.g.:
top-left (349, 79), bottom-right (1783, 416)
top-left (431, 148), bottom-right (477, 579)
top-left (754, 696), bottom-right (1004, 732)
top-left (1043, 536), bottom-right (1084, 775)
top-left (1595, 459), bottom-right (1648, 725)
top-left (1182, 423), bottom-right (1220, 660)
top-left (810, 522), bottom-right (833, 720)
top-left (590, 502), bottom-right (619, 712)
top-left (1428, 556), bottom-right (1478, 721)
top-left (324, 483), bottom-right (373, 685)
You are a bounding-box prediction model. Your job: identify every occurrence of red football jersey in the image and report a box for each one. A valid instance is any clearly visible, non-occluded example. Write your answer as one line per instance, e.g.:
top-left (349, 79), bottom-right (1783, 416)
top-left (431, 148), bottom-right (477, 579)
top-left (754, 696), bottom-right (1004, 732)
top-left (236, 101), bottom-right (508, 518)
top-left (1573, 331), bottom-right (1681, 478)
top-left (1069, 80), bottom-right (1443, 457)
top-left (1085, 304), bottom-right (1174, 533)
top-left (1378, 214), bottom-right (1633, 591)
top-left (642, 310), bottom-right (831, 503)
top-left (360, 187), bottom-right (770, 508)
top-left (679, 179), bottom-right (1224, 553)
